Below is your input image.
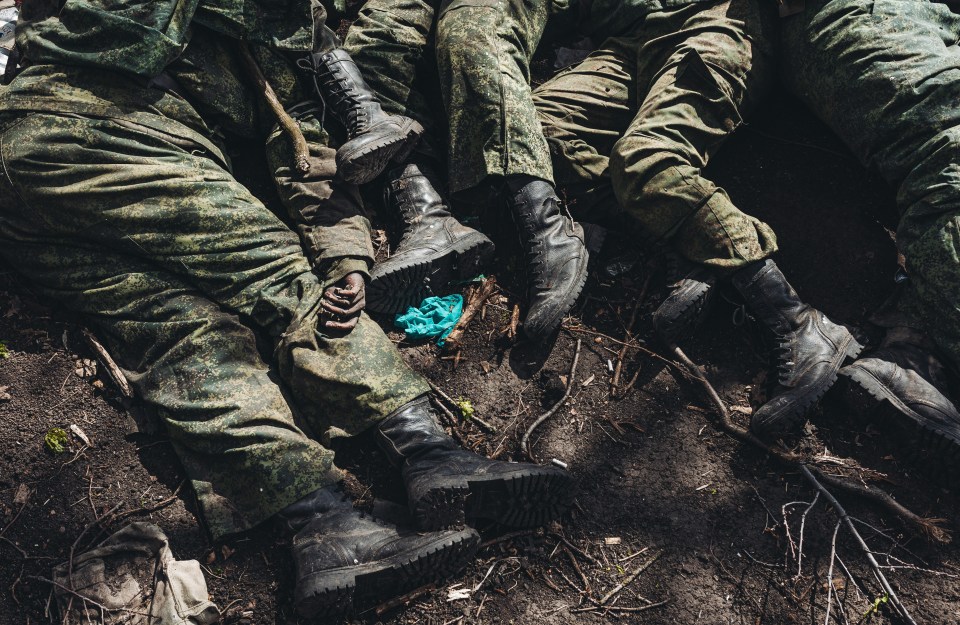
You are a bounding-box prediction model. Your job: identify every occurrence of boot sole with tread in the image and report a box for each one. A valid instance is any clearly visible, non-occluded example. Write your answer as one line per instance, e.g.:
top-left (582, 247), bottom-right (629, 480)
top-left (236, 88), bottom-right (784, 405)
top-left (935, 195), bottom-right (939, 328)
top-left (837, 365), bottom-right (960, 482)
top-left (751, 334), bottom-right (864, 439)
top-left (653, 279), bottom-right (716, 344)
top-left (336, 119), bottom-right (424, 185)
top-left (294, 528), bottom-right (479, 620)
top-left (410, 465), bottom-right (574, 531)
top-left (523, 255), bottom-right (589, 342)
top-left (367, 233), bottom-right (495, 314)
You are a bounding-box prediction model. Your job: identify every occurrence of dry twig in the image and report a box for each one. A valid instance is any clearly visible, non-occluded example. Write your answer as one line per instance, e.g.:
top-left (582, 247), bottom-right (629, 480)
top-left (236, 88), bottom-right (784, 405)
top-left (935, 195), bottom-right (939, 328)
top-left (237, 43), bottom-right (310, 174)
top-left (563, 546), bottom-right (591, 595)
top-left (670, 344), bottom-right (950, 544)
top-left (479, 529), bottom-right (538, 550)
top-left (372, 583), bottom-right (436, 617)
top-left (80, 329), bottom-right (133, 398)
top-left (823, 517), bottom-right (843, 625)
top-left (610, 300), bottom-right (641, 396)
top-left (429, 381), bottom-right (497, 433)
top-left (799, 466), bottom-right (918, 625)
top-left (444, 277), bottom-right (498, 352)
top-left (521, 339), bottom-right (582, 461)
top-left (598, 551), bottom-right (661, 605)
top-left (548, 533), bottom-right (599, 566)
top-left (569, 598), bottom-right (670, 614)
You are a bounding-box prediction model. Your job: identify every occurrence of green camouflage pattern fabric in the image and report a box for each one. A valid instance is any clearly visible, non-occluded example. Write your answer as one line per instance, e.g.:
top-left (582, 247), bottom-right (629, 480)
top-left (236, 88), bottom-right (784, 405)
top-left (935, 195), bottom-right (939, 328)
top-left (16, 0), bottom-right (320, 77)
top-left (781, 0), bottom-right (960, 371)
top-left (435, 0), bottom-right (553, 193)
top-left (573, 0), bottom-right (718, 39)
top-left (341, 0), bottom-right (719, 195)
top-left (342, 0), bottom-right (444, 158)
top-left (534, 0), bottom-right (778, 271)
top-left (0, 25), bottom-right (428, 538)
top-left (344, 0), bottom-right (555, 193)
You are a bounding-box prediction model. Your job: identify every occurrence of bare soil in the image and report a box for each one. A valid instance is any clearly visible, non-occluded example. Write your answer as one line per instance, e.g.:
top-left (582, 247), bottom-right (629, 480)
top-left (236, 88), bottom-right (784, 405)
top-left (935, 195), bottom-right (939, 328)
top-left (2, 90), bottom-right (959, 625)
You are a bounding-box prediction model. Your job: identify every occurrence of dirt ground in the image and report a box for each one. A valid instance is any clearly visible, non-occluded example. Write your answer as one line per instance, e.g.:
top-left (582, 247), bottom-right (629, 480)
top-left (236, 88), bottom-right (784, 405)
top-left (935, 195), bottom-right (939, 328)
top-left (2, 87), bottom-right (960, 625)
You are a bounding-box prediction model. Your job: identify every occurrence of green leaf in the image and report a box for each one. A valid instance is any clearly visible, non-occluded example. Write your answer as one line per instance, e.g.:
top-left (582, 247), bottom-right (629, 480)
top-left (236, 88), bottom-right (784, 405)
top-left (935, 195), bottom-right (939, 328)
top-left (44, 427), bottom-right (69, 454)
top-left (456, 398), bottom-right (475, 420)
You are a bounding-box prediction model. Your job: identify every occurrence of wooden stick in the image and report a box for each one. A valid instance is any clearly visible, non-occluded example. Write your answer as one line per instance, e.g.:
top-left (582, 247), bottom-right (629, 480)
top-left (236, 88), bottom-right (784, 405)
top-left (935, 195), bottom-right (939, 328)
top-left (610, 301), bottom-right (640, 395)
top-left (800, 466), bottom-right (918, 625)
top-left (569, 599), bottom-right (669, 614)
top-left (372, 583), bottom-right (436, 617)
top-left (598, 551), bottom-right (661, 605)
top-left (479, 529), bottom-right (538, 550)
top-left (671, 344), bottom-right (950, 544)
top-left (563, 546), bottom-right (592, 595)
top-left (80, 329), bottom-right (133, 399)
top-left (521, 339), bottom-right (582, 461)
top-left (429, 381), bottom-right (497, 433)
top-left (238, 43), bottom-right (310, 174)
top-left (504, 304), bottom-right (521, 339)
top-left (611, 273), bottom-right (651, 398)
top-left (548, 532), bottom-right (600, 566)
top-left (444, 277), bottom-right (498, 352)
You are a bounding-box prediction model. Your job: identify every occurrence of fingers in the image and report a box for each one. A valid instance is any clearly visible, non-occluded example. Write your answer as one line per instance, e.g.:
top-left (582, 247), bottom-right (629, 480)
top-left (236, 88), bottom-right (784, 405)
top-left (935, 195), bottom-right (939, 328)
top-left (323, 315), bottom-right (360, 331)
top-left (321, 296), bottom-right (365, 318)
top-left (321, 272), bottom-right (366, 331)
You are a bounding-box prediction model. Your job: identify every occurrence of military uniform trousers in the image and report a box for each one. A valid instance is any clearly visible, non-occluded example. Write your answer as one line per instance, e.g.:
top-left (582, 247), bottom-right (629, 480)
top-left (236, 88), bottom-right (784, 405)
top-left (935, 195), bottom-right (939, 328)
top-left (533, 0), bottom-right (779, 271)
top-left (0, 67), bottom-right (429, 540)
top-left (781, 0), bottom-right (960, 372)
top-left (342, 0), bottom-right (555, 195)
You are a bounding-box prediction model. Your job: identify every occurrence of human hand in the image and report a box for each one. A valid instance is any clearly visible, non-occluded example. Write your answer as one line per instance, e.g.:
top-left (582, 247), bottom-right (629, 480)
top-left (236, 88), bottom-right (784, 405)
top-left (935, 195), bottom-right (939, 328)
top-left (322, 272), bottom-right (366, 331)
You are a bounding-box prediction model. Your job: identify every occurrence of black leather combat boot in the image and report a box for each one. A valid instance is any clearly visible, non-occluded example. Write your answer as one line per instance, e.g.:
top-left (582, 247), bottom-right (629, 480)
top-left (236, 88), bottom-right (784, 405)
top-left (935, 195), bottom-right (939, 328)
top-left (732, 259), bottom-right (862, 439)
top-left (377, 395), bottom-right (574, 530)
top-left (300, 49), bottom-right (424, 184)
top-left (652, 251), bottom-right (717, 345)
top-left (838, 326), bottom-right (960, 476)
top-left (281, 484), bottom-right (480, 620)
top-left (367, 163), bottom-right (495, 314)
top-left (507, 179), bottom-right (588, 342)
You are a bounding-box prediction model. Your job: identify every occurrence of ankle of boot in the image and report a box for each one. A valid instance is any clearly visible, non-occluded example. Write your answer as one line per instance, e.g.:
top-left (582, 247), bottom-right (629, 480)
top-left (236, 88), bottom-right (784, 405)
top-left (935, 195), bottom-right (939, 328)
top-left (278, 483), bottom-right (350, 531)
top-left (377, 395), bottom-right (459, 465)
top-left (505, 174), bottom-right (542, 195)
top-left (505, 176), bottom-right (556, 202)
top-left (730, 259), bottom-right (774, 292)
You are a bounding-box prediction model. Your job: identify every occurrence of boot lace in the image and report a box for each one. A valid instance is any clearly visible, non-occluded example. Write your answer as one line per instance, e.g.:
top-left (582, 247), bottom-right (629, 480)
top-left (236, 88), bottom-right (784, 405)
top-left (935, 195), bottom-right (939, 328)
top-left (771, 336), bottom-right (795, 385)
top-left (301, 56), bottom-right (366, 135)
top-left (516, 210), bottom-right (551, 292)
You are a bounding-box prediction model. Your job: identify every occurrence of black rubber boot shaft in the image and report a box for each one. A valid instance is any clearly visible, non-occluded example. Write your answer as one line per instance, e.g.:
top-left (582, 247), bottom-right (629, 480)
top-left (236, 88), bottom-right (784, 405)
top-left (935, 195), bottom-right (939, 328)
top-left (367, 163), bottom-right (494, 314)
top-left (378, 396), bottom-right (575, 530)
top-left (301, 48), bottom-right (424, 184)
top-left (732, 259), bottom-right (862, 439)
top-left (507, 179), bottom-right (588, 342)
top-left (283, 483), bottom-right (479, 621)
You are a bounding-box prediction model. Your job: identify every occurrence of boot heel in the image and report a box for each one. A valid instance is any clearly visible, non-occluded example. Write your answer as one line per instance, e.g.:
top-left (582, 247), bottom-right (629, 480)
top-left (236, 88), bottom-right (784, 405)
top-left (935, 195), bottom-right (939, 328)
top-left (410, 481), bottom-right (470, 531)
top-left (842, 337), bottom-right (864, 363)
top-left (295, 569), bottom-right (355, 619)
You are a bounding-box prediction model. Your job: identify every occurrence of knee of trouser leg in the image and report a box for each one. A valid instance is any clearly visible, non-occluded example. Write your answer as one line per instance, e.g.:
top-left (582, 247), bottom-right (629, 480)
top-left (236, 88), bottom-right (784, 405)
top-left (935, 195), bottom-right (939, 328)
top-left (436, 0), bottom-right (499, 50)
top-left (610, 134), bottom-right (688, 200)
top-left (895, 129), bottom-right (960, 222)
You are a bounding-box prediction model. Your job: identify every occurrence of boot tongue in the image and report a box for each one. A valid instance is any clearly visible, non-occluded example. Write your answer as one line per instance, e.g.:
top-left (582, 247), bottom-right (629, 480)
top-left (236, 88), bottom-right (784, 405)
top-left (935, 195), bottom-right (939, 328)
top-left (279, 483), bottom-right (351, 531)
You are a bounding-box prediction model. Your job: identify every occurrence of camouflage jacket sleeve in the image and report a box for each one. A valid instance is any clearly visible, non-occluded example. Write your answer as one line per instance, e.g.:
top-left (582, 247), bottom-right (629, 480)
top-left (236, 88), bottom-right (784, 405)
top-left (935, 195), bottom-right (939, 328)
top-left (259, 44), bottom-right (375, 286)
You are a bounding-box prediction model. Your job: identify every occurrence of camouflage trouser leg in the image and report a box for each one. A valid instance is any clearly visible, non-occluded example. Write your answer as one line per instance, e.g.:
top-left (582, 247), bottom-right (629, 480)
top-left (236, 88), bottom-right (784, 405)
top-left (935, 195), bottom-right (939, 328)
top-left (781, 0), bottom-right (960, 371)
top-left (534, 0), bottom-right (778, 271)
top-left (342, 0), bottom-right (445, 159)
top-left (437, 0), bottom-right (553, 193)
top-left (0, 112), bottom-right (427, 538)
